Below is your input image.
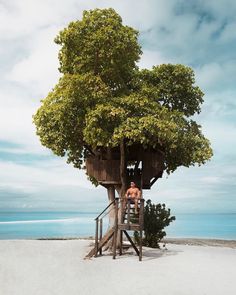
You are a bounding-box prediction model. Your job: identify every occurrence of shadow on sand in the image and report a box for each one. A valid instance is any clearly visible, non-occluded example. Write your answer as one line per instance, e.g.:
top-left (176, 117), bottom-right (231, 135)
top-left (89, 246), bottom-right (182, 262)
top-left (141, 246), bottom-right (182, 261)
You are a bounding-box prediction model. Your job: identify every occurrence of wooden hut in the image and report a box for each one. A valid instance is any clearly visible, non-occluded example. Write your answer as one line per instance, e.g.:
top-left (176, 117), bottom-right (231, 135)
top-left (85, 148), bottom-right (164, 189)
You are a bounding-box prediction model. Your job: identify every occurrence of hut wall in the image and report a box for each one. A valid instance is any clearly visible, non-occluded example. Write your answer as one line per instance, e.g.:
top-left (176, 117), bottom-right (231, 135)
top-left (86, 150), bottom-right (165, 188)
top-left (86, 158), bottom-right (121, 183)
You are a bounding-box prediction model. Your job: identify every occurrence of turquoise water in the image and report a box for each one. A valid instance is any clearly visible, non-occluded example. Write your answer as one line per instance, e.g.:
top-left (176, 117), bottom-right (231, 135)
top-left (166, 213), bottom-right (236, 240)
top-left (0, 211), bottom-right (235, 240)
top-left (0, 212), bottom-right (100, 239)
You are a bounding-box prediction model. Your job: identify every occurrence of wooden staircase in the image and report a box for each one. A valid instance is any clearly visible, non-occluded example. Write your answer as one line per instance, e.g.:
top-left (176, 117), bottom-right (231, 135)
top-left (85, 198), bottom-right (145, 261)
top-left (85, 227), bottom-right (115, 258)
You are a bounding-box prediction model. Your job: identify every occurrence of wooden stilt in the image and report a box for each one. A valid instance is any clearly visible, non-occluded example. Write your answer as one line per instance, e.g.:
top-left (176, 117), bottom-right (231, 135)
top-left (123, 230), bottom-right (139, 256)
top-left (139, 229), bottom-right (142, 261)
top-left (119, 230), bottom-right (123, 255)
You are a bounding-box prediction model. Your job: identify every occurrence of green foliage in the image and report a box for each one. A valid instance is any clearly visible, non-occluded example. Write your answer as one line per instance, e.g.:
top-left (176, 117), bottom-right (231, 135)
top-left (33, 8), bottom-right (213, 175)
top-left (54, 8), bottom-right (141, 91)
top-left (134, 199), bottom-right (176, 248)
top-left (33, 73), bottom-right (110, 167)
top-left (138, 64), bottom-right (204, 117)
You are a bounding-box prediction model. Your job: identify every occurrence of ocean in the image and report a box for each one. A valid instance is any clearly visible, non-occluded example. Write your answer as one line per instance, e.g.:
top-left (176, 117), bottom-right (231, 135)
top-left (0, 211), bottom-right (236, 240)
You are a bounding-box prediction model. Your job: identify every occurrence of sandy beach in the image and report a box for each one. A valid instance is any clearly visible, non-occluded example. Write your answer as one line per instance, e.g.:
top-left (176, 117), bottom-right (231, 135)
top-left (0, 239), bottom-right (235, 295)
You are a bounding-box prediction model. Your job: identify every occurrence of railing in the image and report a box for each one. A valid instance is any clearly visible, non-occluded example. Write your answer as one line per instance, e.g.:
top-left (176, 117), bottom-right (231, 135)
top-left (94, 198), bottom-right (119, 257)
top-left (93, 197), bottom-right (145, 257)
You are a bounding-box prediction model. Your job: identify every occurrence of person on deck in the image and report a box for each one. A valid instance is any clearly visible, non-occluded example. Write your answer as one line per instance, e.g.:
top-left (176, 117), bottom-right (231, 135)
top-left (123, 182), bottom-right (141, 214)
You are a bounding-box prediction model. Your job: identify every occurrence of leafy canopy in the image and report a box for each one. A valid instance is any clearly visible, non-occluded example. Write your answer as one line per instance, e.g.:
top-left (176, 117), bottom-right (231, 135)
top-left (33, 8), bottom-right (213, 174)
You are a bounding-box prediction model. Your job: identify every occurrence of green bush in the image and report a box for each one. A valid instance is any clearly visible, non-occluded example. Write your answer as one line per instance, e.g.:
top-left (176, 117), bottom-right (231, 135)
top-left (134, 199), bottom-right (176, 248)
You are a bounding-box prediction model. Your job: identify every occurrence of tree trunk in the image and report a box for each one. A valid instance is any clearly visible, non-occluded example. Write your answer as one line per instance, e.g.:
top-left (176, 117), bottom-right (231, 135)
top-left (117, 139), bottom-right (128, 250)
top-left (120, 138), bottom-right (127, 199)
top-left (100, 185), bottom-right (116, 252)
top-left (107, 185), bottom-right (116, 228)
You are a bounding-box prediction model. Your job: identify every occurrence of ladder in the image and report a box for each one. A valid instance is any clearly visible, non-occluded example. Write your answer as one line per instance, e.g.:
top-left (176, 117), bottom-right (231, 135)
top-left (85, 198), bottom-right (145, 261)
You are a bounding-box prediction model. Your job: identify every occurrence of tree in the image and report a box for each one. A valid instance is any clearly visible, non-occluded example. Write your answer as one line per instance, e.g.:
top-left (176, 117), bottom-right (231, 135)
top-left (33, 8), bottom-right (213, 228)
top-left (134, 200), bottom-right (176, 248)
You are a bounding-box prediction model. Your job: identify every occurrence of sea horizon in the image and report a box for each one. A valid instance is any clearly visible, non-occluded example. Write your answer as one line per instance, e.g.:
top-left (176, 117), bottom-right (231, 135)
top-left (0, 211), bottom-right (235, 240)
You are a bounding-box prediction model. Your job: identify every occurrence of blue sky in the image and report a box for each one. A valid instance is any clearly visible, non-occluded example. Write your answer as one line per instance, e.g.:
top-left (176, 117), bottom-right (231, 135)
top-left (0, 0), bottom-right (235, 213)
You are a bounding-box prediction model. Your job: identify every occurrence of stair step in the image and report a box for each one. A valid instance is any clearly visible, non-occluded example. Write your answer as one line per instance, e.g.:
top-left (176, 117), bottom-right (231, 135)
top-left (123, 217), bottom-right (139, 219)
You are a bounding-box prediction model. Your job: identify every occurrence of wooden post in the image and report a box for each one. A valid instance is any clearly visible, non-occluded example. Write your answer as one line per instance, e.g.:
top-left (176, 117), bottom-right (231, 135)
top-left (119, 230), bottom-right (123, 255)
top-left (139, 199), bottom-right (144, 227)
top-left (120, 197), bottom-right (124, 223)
top-left (113, 198), bottom-right (119, 259)
top-left (139, 229), bottom-right (143, 261)
top-left (127, 199), bottom-right (131, 225)
top-left (95, 218), bottom-right (99, 257)
top-left (139, 199), bottom-right (144, 261)
top-left (99, 218), bottom-right (103, 256)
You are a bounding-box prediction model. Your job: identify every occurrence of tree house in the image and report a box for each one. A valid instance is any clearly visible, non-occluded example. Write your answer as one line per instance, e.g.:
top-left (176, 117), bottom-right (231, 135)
top-left (86, 148), bottom-right (165, 189)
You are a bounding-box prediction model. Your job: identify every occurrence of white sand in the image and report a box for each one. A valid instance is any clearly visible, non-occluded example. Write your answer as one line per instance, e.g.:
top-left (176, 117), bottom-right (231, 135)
top-left (0, 239), bottom-right (235, 295)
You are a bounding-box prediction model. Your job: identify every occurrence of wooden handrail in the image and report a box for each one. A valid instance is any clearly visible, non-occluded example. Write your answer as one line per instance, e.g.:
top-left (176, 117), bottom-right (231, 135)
top-left (99, 219), bottom-right (103, 256)
top-left (94, 198), bottom-right (117, 220)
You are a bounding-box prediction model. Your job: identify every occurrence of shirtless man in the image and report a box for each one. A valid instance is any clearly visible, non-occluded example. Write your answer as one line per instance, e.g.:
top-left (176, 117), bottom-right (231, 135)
top-left (124, 182), bottom-right (141, 214)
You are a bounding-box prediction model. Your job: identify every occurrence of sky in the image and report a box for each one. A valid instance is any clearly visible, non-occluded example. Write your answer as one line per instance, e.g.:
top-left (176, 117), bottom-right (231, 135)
top-left (0, 0), bottom-right (235, 213)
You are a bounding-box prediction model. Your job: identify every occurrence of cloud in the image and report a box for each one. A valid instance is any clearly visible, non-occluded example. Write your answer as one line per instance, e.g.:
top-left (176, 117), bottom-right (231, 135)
top-left (147, 159), bottom-right (236, 213)
top-left (0, 158), bottom-right (107, 211)
top-left (195, 61), bottom-right (236, 92)
top-left (0, 158), bottom-right (95, 192)
top-left (139, 0), bottom-right (236, 67)
top-left (0, 93), bottom-right (44, 152)
top-left (139, 49), bottom-right (172, 69)
top-left (0, 0), bottom-right (236, 213)
top-left (6, 26), bottom-right (61, 96)
top-left (0, 0), bottom-right (83, 40)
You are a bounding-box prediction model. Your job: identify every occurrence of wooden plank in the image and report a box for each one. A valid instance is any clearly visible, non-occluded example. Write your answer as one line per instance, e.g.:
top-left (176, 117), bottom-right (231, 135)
top-left (98, 181), bottom-right (121, 185)
top-left (123, 230), bottom-right (139, 256)
top-left (93, 158), bottom-right (99, 179)
top-left (150, 176), bottom-right (158, 187)
top-left (114, 160), bottom-right (120, 181)
top-left (100, 160), bottom-right (106, 181)
top-left (118, 224), bottom-right (141, 231)
top-left (86, 158), bottom-right (121, 183)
